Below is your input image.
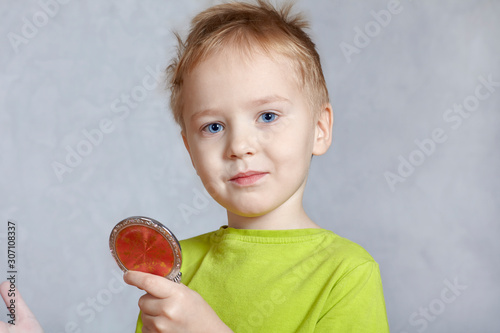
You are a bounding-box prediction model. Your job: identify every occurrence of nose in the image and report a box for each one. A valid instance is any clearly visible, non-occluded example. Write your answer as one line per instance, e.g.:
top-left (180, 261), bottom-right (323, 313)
top-left (225, 125), bottom-right (257, 159)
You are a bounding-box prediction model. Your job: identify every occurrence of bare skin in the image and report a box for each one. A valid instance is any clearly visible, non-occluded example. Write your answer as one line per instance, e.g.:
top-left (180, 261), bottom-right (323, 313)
top-left (124, 271), bottom-right (233, 333)
top-left (0, 281), bottom-right (44, 333)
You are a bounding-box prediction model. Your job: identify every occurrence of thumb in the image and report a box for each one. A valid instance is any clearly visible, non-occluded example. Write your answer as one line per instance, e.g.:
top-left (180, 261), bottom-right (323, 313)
top-left (0, 281), bottom-right (43, 331)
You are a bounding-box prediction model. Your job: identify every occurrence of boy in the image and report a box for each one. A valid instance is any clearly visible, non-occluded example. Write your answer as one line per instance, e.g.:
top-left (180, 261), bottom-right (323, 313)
top-left (0, 1), bottom-right (389, 332)
top-left (124, 1), bottom-right (390, 332)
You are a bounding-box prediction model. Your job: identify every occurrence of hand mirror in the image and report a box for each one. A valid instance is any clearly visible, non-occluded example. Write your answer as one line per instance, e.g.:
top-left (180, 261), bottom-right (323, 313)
top-left (109, 216), bottom-right (182, 283)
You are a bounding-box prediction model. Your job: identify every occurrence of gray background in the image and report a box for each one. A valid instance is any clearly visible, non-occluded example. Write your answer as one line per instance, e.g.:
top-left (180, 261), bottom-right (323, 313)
top-left (1, 0), bottom-right (499, 332)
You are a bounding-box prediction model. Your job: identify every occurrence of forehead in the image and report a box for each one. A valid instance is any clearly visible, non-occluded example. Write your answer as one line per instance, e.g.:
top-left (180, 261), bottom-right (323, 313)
top-left (182, 47), bottom-right (302, 110)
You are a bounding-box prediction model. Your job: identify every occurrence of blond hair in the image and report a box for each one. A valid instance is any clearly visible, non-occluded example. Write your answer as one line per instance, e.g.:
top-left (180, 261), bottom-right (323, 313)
top-left (167, 0), bottom-right (330, 129)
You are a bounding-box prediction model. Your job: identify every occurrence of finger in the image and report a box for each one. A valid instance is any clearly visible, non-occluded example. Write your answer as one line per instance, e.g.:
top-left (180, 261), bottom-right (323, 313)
top-left (123, 271), bottom-right (178, 299)
top-left (0, 281), bottom-right (38, 325)
top-left (141, 312), bottom-right (170, 333)
top-left (138, 293), bottom-right (171, 317)
top-left (0, 322), bottom-right (11, 333)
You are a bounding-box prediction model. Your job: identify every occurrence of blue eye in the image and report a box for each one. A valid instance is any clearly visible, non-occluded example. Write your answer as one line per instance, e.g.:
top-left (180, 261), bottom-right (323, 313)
top-left (259, 112), bottom-right (278, 123)
top-left (204, 123), bottom-right (223, 133)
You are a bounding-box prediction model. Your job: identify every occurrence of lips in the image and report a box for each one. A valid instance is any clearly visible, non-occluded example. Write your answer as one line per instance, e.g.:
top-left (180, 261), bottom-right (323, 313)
top-left (229, 171), bottom-right (268, 186)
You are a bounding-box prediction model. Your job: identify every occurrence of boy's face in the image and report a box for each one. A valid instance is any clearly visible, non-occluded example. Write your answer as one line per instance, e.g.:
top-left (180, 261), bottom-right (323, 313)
top-left (181, 48), bottom-right (332, 220)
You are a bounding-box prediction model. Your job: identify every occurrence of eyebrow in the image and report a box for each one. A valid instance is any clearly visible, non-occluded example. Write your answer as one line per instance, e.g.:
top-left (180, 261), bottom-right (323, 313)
top-left (189, 95), bottom-right (290, 123)
top-left (247, 94), bottom-right (291, 108)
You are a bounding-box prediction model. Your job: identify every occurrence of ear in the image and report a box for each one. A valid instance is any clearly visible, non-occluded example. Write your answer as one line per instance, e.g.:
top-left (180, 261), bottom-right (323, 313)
top-left (312, 103), bottom-right (333, 156)
top-left (181, 130), bottom-right (197, 171)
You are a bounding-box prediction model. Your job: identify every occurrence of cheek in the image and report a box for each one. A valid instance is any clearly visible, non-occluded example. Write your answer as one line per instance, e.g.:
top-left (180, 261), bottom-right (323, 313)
top-left (191, 139), bottom-right (214, 162)
top-left (268, 131), bottom-right (314, 177)
top-left (274, 123), bottom-right (314, 155)
top-left (191, 145), bottom-right (223, 177)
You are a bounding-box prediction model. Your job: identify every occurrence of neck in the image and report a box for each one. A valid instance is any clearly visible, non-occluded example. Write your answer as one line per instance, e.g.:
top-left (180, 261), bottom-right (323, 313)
top-left (226, 190), bottom-right (320, 230)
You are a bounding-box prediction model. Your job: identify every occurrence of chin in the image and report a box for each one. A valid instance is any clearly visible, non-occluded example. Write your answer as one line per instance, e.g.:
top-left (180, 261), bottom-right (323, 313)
top-left (228, 204), bottom-right (273, 218)
top-left (235, 212), bottom-right (266, 218)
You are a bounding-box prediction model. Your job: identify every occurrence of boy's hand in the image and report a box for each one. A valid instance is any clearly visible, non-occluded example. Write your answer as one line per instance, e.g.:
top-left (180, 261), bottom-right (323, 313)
top-left (0, 281), bottom-right (44, 333)
top-left (124, 271), bottom-right (233, 333)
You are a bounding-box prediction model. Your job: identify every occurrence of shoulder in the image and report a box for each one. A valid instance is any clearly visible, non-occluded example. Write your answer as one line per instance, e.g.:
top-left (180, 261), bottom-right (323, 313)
top-left (178, 230), bottom-right (218, 283)
top-left (180, 230), bottom-right (216, 256)
top-left (310, 230), bottom-right (382, 286)
top-left (316, 234), bottom-right (389, 331)
top-left (318, 230), bottom-right (376, 264)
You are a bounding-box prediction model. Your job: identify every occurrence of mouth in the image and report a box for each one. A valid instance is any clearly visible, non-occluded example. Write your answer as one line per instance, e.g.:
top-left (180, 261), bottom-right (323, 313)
top-left (229, 171), bottom-right (268, 186)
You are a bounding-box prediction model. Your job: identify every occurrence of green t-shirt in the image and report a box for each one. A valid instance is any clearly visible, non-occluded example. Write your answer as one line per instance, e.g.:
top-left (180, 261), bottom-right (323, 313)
top-left (136, 226), bottom-right (390, 332)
